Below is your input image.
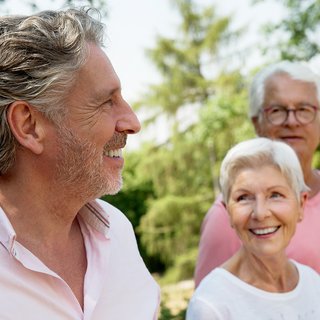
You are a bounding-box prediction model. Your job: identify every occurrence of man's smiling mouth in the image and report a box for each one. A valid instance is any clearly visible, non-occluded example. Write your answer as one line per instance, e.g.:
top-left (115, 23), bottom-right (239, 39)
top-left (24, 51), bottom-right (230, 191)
top-left (104, 148), bottom-right (123, 158)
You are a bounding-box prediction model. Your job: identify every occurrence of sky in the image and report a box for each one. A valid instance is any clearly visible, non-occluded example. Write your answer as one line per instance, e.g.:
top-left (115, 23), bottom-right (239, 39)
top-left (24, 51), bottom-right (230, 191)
top-left (1, 0), bottom-right (285, 148)
top-left (105, 0), bottom-right (283, 101)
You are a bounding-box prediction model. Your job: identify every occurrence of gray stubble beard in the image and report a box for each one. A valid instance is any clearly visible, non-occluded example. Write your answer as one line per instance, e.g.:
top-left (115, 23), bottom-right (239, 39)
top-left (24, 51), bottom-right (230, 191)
top-left (54, 126), bottom-right (123, 202)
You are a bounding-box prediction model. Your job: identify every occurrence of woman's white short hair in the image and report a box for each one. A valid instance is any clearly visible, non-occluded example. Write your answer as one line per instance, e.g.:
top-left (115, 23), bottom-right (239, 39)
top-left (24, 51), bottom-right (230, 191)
top-left (249, 61), bottom-right (320, 118)
top-left (219, 137), bottom-right (309, 202)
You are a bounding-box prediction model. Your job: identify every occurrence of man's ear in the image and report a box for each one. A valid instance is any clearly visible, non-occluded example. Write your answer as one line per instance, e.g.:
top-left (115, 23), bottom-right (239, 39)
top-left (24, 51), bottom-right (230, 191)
top-left (251, 116), bottom-right (262, 136)
top-left (6, 101), bottom-right (44, 154)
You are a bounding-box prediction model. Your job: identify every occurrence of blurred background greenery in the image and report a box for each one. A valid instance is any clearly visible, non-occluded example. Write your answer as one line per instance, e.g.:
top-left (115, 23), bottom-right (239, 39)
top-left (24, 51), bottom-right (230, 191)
top-left (2, 0), bottom-right (320, 318)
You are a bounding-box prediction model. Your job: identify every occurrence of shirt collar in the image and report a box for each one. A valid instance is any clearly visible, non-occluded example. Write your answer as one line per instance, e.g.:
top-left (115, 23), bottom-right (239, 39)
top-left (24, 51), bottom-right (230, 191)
top-left (0, 208), bottom-right (16, 255)
top-left (79, 200), bottom-right (110, 237)
top-left (0, 199), bottom-right (110, 254)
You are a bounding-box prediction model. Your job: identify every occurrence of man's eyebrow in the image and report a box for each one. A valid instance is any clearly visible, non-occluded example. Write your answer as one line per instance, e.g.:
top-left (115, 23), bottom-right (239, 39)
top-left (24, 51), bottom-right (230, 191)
top-left (94, 87), bottom-right (120, 103)
top-left (106, 87), bottom-right (120, 96)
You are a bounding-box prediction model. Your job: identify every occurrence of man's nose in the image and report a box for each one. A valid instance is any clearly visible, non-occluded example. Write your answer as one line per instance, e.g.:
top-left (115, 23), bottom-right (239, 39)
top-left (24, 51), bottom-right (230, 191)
top-left (117, 100), bottom-right (141, 134)
top-left (284, 108), bottom-right (300, 126)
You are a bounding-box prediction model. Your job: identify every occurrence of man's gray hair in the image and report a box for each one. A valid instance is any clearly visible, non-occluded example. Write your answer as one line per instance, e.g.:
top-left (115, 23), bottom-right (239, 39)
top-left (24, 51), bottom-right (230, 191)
top-left (0, 7), bottom-right (105, 175)
top-left (249, 61), bottom-right (320, 118)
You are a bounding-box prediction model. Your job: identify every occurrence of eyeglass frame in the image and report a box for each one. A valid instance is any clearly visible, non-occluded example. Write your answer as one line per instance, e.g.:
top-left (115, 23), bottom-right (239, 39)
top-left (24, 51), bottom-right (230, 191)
top-left (261, 104), bottom-right (319, 125)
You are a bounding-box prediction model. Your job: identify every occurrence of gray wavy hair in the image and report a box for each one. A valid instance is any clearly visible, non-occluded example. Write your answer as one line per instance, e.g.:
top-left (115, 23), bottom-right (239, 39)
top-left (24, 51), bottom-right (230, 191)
top-left (0, 8), bottom-right (105, 175)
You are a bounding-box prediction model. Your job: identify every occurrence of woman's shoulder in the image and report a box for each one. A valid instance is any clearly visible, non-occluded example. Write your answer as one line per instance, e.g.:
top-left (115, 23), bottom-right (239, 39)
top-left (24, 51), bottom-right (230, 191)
top-left (293, 260), bottom-right (320, 275)
top-left (196, 268), bottom-right (232, 292)
top-left (292, 260), bottom-right (320, 285)
top-left (196, 267), bottom-right (248, 298)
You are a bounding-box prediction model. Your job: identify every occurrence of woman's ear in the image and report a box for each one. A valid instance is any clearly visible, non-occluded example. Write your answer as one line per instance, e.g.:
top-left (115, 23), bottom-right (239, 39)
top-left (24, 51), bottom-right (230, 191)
top-left (298, 192), bottom-right (308, 222)
top-left (6, 101), bottom-right (44, 154)
top-left (222, 200), bottom-right (234, 228)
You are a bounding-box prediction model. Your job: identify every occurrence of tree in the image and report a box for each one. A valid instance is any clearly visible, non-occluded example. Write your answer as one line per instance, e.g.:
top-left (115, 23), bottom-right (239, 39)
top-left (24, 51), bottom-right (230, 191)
top-left (131, 0), bottom-right (255, 281)
top-left (255, 0), bottom-right (320, 61)
top-left (134, 0), bottom-right (237, 121)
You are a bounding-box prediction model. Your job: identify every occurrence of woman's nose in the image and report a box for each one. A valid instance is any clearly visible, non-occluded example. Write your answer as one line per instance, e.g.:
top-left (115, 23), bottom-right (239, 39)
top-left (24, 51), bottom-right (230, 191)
top-left (251, 200), bottom-right (271, 221)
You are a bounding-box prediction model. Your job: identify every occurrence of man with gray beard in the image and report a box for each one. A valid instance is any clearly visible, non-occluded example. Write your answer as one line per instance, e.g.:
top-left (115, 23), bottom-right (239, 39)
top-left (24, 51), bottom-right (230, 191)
top-left (0, 7), bottom-right (160, 320)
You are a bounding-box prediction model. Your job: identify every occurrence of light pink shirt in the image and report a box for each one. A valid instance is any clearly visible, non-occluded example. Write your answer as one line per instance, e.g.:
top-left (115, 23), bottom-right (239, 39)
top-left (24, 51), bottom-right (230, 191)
top-left (0, 199), bottom-right (160, 319)
top-left (195, 190), bottom-right (320, 287)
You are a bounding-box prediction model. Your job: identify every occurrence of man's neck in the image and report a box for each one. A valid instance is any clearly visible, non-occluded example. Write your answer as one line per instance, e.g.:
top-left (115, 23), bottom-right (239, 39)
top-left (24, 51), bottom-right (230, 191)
top-left (0, 175), bottom-right (88, 309)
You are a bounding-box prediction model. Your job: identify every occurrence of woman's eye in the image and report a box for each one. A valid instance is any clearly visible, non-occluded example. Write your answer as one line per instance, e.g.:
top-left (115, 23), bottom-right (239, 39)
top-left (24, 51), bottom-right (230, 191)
top-left (270, 192), bottom-right (282, 199)
top-left (237, 194), bottom-right (250, 202)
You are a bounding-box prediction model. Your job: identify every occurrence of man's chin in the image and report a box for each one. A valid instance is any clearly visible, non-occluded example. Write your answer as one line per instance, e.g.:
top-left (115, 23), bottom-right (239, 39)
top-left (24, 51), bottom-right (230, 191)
top-left (103, 188), bottom-right (121, 196)
top-left (99, 179), bottom-right (123, 197)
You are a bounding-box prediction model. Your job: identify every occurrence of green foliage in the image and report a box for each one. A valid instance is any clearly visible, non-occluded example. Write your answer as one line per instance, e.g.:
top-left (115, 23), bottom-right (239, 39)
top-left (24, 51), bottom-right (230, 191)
top-left (135, 0), bottom-right (235, 119)
top-left (139, 195), bottom-right (208, 266)
top-left (161, 249), bottom-right (198, 284)
top-left (255, 0), bottom-right (320, 60)
top-left (139, 135), bottom-right (213, 198)
top-left (312, 148), bottom-right (320, 169)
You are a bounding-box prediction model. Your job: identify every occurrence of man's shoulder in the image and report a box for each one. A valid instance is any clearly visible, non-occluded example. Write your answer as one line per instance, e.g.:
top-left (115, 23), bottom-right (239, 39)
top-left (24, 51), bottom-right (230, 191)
top-left (96, 198), bottom-right (122, 214)
top-left (202, 193), bottom-right (229, 227)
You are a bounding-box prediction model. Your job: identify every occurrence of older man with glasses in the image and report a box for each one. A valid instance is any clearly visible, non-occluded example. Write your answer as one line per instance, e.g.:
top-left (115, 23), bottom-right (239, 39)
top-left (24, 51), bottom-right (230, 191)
top-left (194, 61), bottom-right (320, 288)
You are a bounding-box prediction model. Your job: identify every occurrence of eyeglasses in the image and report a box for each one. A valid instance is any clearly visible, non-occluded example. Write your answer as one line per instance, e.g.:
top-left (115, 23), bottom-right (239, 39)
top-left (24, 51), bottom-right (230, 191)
top-left (263, 104), bottom-right (319, 125)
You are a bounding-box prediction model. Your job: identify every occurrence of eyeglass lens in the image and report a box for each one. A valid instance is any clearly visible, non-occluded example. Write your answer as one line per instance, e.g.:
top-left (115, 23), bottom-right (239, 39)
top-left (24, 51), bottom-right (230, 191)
top-left (265, 106), bottom-right (317, 125)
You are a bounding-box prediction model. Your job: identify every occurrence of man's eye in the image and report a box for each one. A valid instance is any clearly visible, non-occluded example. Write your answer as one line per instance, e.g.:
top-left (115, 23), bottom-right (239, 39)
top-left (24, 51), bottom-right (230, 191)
top-left (298, 105), bottom-right (313, 112)
top-left (106, 99), bottom-right (114, 106)
top-left (269, 106), bottom-right (283, 114)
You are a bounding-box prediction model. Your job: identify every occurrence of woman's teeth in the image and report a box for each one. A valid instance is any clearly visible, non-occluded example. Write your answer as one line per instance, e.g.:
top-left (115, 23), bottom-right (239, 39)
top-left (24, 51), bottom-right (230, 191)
top-left (250, 226), bottom-right (279, 235)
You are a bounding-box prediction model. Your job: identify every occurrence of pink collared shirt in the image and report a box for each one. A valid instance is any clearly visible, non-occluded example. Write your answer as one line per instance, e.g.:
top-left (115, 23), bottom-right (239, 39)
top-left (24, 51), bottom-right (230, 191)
top-left (0, 199), bottom-right (160, 319)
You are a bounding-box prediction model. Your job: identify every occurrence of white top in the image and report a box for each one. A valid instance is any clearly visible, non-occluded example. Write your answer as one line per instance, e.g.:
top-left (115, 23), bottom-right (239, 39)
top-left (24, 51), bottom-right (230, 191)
top-left (0, 199), bottom-right (160, 320)
top-left (187, 261), bottom-right (320, 320)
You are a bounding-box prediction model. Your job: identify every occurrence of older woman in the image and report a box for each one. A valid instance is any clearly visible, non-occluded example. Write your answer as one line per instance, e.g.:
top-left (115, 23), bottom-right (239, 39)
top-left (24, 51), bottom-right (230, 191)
top-left (195, 61), bottom-right (320, 287)
top-left (187, 138), bottom-right (320, 319)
